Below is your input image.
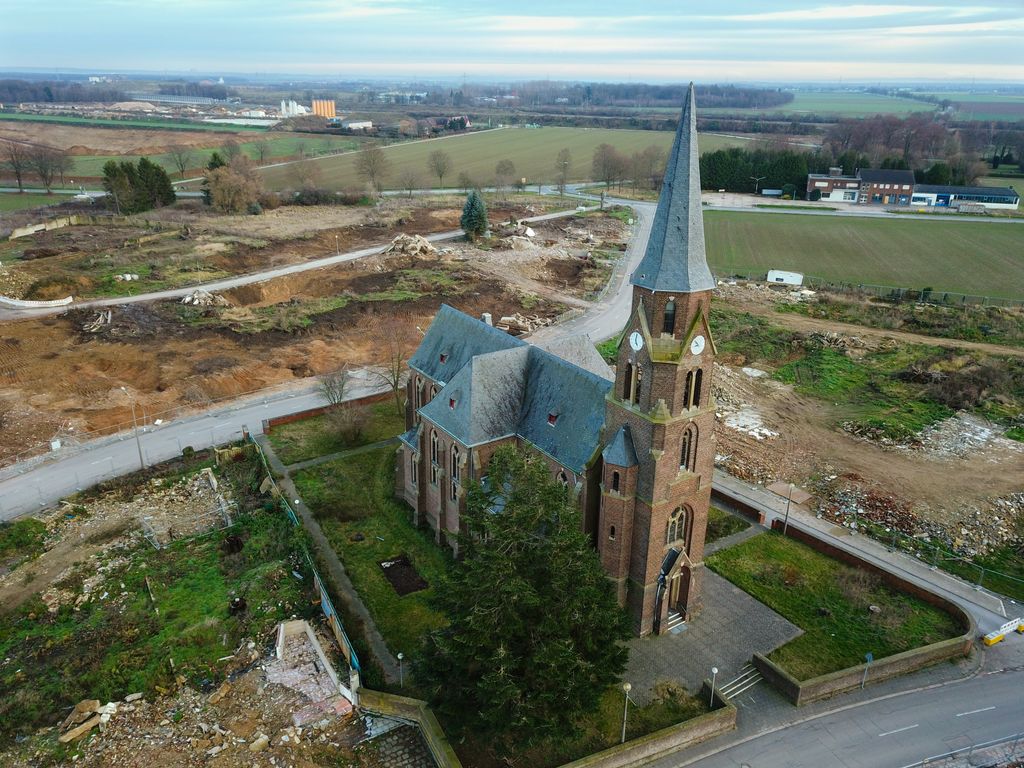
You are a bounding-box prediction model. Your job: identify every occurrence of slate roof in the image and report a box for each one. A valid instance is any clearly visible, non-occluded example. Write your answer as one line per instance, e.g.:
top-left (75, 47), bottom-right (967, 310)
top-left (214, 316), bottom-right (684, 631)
top-left (414, 310), bottom-right (613, 473)
top-left (408, 304), bottom-right (525, 385)
top-left (602, 424), bottom-right (639, 467)
top-left (915, 184), bottom-right (1019, 198)
top-left (534, 335), bottom-right (613, 381)
top-left (399, 423), bottom-right (421, 451)
top-left (858, 169), bottom-right (915, 185)
top-left (631, 82), bottom-right (716, 294)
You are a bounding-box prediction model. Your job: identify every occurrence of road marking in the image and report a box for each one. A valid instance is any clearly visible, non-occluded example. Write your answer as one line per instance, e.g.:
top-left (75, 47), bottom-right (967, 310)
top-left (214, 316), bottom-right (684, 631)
top-left (955, 706), bottom-right (996, 717)
top-left (90, 457), bottom-right (112, 465)
top-left (879, 725), bottom-right (918, 737)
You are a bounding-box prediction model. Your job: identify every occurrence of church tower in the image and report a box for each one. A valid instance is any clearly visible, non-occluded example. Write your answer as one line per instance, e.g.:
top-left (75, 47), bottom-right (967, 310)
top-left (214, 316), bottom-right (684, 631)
top-left (599, 83), bottom-right (717, 636)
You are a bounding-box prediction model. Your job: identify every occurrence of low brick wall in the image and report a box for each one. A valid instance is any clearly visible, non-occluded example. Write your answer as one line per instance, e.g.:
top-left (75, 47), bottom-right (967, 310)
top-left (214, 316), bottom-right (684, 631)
top-left (357, 690), bottom-right (463, 768)
top-left (263, 391), bottom-right (391, 433)
top-left (556, 682), bottom-right (736, 768)
top-left (751, 522), bottom-right (976, 706)
top-left (711, 488), bottom-right (765, 525)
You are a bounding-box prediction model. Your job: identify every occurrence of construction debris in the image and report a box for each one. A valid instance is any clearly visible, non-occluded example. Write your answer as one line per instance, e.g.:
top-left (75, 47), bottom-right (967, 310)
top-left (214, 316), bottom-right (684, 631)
top-left (383, 233), bottom-right (437, 258)
top-left (180, 289), bottom-right (229, 307)
top-left (82, 309), bottom-right (113, 333)
top-left (496, 313), bottom-right (552, 334)
top-left (499, 235), bottom-right (537, 251)
top-left (807, 331), bottom-right (865, 351)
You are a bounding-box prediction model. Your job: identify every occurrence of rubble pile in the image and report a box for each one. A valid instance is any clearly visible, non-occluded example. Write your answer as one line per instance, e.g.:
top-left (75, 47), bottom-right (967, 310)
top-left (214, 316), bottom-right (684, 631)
top-left (383, 233), bottom-right (437, 258)
top-left (807, 330), bottom-right (865, 351)
top-left (180, 289), bottom-right (229, 307)
top-left (916, 411), bottom-right (1024, 459)
top-left (495, 313), bottom-right (551, 334)
top-left (498, 219), bottom-right (536, 239)
top-left (499, 235), bottom-right (537, 251)
top-left (82, 309), bottom-right (113, 333)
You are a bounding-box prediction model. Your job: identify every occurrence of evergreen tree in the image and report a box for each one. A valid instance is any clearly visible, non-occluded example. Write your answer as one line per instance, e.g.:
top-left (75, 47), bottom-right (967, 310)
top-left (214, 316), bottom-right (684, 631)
top-left (101, 157), bottom-right (176, 214)
top-left (460, 190), bottom-right (488, 241)
top-left (415, 445), bottom-right (630, 740)
top-left (202, 152), bottom-right (228, 204)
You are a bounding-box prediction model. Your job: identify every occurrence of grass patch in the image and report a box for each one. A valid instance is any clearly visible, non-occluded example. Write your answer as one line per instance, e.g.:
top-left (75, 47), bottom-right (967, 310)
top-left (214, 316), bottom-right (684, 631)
top-left (777, 296), bottom-right (1024, 349)
top-left (0, 463), bottom-right (314, 746)
top-left (268, 401), bottom-right (406, 466)
top-left (0, 518), bottom-right (47, 566)
top-left (709, 307), bottom-right (799, 366)
top-left (705, 507), bottom-right (750, 545)
top-left (294, 446), bottom-right (448, 656)
top-left (707, 532), bottom-right (962, 680)
top-left (704, 211), bottom-right (1024, 299)
top-left (754, 203), bottom-right (837, 211)
top-left (454, 683), bottom-right (709, 768)
top-left (596, 337), bottom-right (619, 363)
top-left (0, 193), bottom-right (65, 212)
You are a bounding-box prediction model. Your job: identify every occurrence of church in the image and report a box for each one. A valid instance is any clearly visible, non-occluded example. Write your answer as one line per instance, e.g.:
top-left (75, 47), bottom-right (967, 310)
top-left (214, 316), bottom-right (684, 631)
top-left (394, 83), bottom-right (716, 637)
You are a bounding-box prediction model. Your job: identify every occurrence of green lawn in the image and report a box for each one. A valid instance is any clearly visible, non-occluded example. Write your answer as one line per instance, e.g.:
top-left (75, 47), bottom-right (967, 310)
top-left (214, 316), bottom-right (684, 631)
top-left (704, 211), bottom-right (1024, 299)
top-left (0, 459), bottom-right (314, 747)
top-left (705, 507), bottom-right (750, 546)
top-left (260, 127), bottom-right (751, 191)
top-left (707, 532), bottom-right (963, 680)
top-left (268, 401), bottom-right (407, 466)
top-left (702, 90), bottom-right (933, 118)
top-left (0, 518), bottom-right (47, 568)
top-left (70, 134), bottom-right (366, 178)
top-left (293, 446), bottom-right (449, 657)
top-left (0, 193), bottom-right (64, 211)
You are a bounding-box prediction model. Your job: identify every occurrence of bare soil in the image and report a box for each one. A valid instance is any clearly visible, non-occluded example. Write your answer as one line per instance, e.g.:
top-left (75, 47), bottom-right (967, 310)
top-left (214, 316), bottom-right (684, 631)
top-left (0, 122), bottom-right (251, 155)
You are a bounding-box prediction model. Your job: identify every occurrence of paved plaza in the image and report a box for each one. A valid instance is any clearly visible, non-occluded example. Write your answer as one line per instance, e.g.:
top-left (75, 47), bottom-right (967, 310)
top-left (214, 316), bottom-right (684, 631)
top-left (624, 564), bottom-right (802, 704)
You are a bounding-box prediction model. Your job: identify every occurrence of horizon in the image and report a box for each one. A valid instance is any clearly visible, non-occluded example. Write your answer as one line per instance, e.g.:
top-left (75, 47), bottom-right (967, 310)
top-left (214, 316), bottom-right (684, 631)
top-left (1, 0), bottom-right (1022, 84)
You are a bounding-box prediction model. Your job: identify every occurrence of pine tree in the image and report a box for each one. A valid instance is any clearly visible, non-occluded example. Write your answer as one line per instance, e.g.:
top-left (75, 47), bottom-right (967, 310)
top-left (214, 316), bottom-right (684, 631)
top-left (460, 190), bottom-right (488, 241)
top-left (202, 152), bottom-right (228, 205)
top-left (415, 445), bottom-right (630, 740)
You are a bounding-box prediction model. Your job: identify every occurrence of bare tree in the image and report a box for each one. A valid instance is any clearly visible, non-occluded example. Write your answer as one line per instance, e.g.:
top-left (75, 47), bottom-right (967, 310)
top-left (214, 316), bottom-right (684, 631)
top-left (168, 145), bottom-right (194, 179)
top-left (56, 151), bottom-right (73, 188)
top-left (457, 171), bottom-right (474, 191)
top-left (368, 313), bottom-right (418, 416)
top-left (290, 159), bottom-right (322, 189)
top-left (427, 149), bottom-right (452, 188)
top-left (592, 143), bottom-right (626, 189)
top-left (399, 167), bottom-right (421, 198)
top-left (29, 147), bottom-right (63, 193)
top-left (2, 140), bottom-right (29, 192)
top-left (253, 139), bottom-right (272, 165)
top-left (355, 144), bottom-right (391, 194)
top-left (221, 139), bottom-right (242, 161)
top-left (555, 147), bottom-right (572, 195)
top-left (319, 369), bottom-right (348, 406)
top-left (495, 159), bottom-right (515, 198)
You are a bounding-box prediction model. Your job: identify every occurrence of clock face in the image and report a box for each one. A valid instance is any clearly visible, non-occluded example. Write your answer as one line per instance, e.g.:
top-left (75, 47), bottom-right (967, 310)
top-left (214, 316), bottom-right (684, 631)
top-left (629, 331), bottom-right (644, 351)
top-left (690, 334), bottom-right (706, 356)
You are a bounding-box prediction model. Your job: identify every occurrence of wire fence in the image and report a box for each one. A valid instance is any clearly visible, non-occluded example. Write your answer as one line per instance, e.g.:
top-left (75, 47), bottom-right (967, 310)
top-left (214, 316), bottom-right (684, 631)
top-left (249, 436), bottom-right (362, 681)
top-left (718, 270), bottom-right (1024, 309)
top-left (902, 731), bottom-right (1024, 767)
top-left (851, 516), bottom-right (1024, 603)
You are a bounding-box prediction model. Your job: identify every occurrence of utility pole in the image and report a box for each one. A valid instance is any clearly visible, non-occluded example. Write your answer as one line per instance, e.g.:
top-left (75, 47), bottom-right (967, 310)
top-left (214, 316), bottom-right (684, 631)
top-left (122, 387), bottom-right (145, 471)
top-left (783, 483), bottom-right (795, 535)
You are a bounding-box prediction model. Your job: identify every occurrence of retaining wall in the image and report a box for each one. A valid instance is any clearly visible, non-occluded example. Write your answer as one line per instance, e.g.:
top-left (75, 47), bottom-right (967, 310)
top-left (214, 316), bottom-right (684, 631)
top-left (357, 690), bottom-right (463, 768)
top-left (8, 214), bottom-right (165, 240)
top-left (262, 391), bottom-right (391, 433)
top-left (751, 521), bottom-right (976, 706)
top-left (711, 487), bottom-right (765, 525)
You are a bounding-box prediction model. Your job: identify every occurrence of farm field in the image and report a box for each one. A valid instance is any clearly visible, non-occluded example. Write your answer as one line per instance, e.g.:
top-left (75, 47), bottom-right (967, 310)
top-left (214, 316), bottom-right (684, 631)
top-left (701, 90), bottom-right (933, 117)
top-left (0, 112), bottom-right (261, 131)
top-left (704, 210), bottom-right (1024, 298)
top-left (0, 193), bottom-right (63, 212)
top-left (911, 91), bottom-right (1024, 122)
top-left (259, 126), bottom-right (751, 191)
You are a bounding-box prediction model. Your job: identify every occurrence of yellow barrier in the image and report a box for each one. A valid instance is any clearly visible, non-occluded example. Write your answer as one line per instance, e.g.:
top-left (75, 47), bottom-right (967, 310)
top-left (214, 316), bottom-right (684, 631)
top-left (983, 618), bottom-right (1022, 646)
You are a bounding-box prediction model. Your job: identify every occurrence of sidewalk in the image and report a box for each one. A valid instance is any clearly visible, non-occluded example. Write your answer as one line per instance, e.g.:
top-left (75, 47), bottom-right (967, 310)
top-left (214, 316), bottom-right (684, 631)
top-left (712, 469), bottom-right (1012, 630)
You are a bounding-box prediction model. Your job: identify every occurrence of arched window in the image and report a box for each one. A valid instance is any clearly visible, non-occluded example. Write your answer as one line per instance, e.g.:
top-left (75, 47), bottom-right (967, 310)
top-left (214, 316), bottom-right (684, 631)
top-left (623, 363), bottom-right (633, 402)
top-left (693, 369), bottom-right (703, 408)
top-left (558, 470), bottom-right (569, 487)
top-left (451, 445), bottom-right (460, 483)
top-left (609, 525), bottom-right (616, 540)
top-left (430, 431), bottom-right (438, 464)
top-left (611, 471), bottom-right (620, 493)
top-left (663, 300), bottom-right (676, 335)
top-left (667, 507), bottom-right (688, 545)
top-left (633, 366), bottom-right (642, 405)
top-left (410, 454), bottom-right (418, 485)
top-left (680, 425), bottom-right (697, 472)
top-left (684, 370), bottom-right (693, 408)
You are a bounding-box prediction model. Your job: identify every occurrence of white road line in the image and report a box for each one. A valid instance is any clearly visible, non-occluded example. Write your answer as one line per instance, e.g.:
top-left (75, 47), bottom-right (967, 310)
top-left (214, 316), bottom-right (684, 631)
top-left (89, 457), bottom-right (112, 466)
top-left (879, 725), bottom-right (919, 737)
top-left (955, 706), bottom-right (996, 717)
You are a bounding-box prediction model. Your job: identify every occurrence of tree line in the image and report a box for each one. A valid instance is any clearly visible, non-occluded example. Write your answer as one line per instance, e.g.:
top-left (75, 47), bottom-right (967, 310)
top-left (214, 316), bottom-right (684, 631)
top-left (0, 78), bottom-right (125, 103)
top-left (1, 141), bottom-right (73, 193)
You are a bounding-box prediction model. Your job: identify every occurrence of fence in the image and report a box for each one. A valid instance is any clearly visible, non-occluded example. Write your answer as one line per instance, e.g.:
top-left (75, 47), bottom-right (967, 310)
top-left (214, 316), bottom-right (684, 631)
top-left (249, 436), bottom-right (363, 689)
top-left (901, 731), bottom-right (1024, 767)
top-left (852, 516), bottom-right (1024, 602)
top-left (718, 270), bottom-right (1024, 309)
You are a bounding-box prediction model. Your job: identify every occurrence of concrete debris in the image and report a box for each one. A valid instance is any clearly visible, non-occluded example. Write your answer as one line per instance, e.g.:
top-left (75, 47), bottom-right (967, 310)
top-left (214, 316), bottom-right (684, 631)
top-left (499, 235), bottom-right (537, 251)
top-left (59, 714), bottom-right (102, 743)
top-left (113, 273), bottom-right (140, 282)
top-left (383, 233), bottom-right (437, 258)
top-left (180, 289), bottom-right (229, 307)
top-left (82, 309), bottom-right (113, 333)
top-left (248, 733), bottom-right (270, 752)
top-left (808, 331), bottom-right (864, 351)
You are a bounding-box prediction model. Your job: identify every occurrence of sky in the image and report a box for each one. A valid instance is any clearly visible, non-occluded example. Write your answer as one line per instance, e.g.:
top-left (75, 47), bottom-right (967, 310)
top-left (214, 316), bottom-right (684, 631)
top-left (1, 0), bottom-right (1022, 83)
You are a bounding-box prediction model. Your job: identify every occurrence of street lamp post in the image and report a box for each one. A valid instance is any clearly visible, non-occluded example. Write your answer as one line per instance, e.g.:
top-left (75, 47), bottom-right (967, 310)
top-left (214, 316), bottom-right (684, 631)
top-left (620, 682), bottom-right (632, 743)
top-left (710, 667), bottom-right (719, 708)
top-left (783, 483), bottom-right (795, 535)
top-left (750, 175), bottom-right (766, 195)
top-left (397, 652), bottom-right (404, 688)
top-left (121, 387), bottom-right (145, 471)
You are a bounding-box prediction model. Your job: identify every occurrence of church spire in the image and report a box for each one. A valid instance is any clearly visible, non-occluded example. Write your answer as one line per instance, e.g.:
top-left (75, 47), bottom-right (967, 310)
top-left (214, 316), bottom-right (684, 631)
top-left (631, 82), bottom-right (715, 294)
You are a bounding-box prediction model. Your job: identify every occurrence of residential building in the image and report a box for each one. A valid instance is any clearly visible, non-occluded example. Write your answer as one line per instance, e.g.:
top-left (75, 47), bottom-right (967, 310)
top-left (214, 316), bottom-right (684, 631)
top-left (806, 167), bottom-right (861, 203)
top-left (396, 84), bottom-right (716, 636)
top-left (857, 168), bottom-right (915, 205)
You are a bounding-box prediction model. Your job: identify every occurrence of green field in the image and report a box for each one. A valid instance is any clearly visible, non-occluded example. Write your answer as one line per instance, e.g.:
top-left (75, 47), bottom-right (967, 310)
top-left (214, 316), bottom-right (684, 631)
top-left (0, 193), bottom-right (64, 212)
top-left (69, 134), bottom-right (365, 178)
top-left (705, 211), bottom-right (1024, 299)
top-left (911, 91), bottom-right (1024, 122)
top-left (0, 112), bottom-right (262, 132)
top-left (702, 90), bottom-right (933, 118)
top-left (259, 127), bottom-right (750, 191)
